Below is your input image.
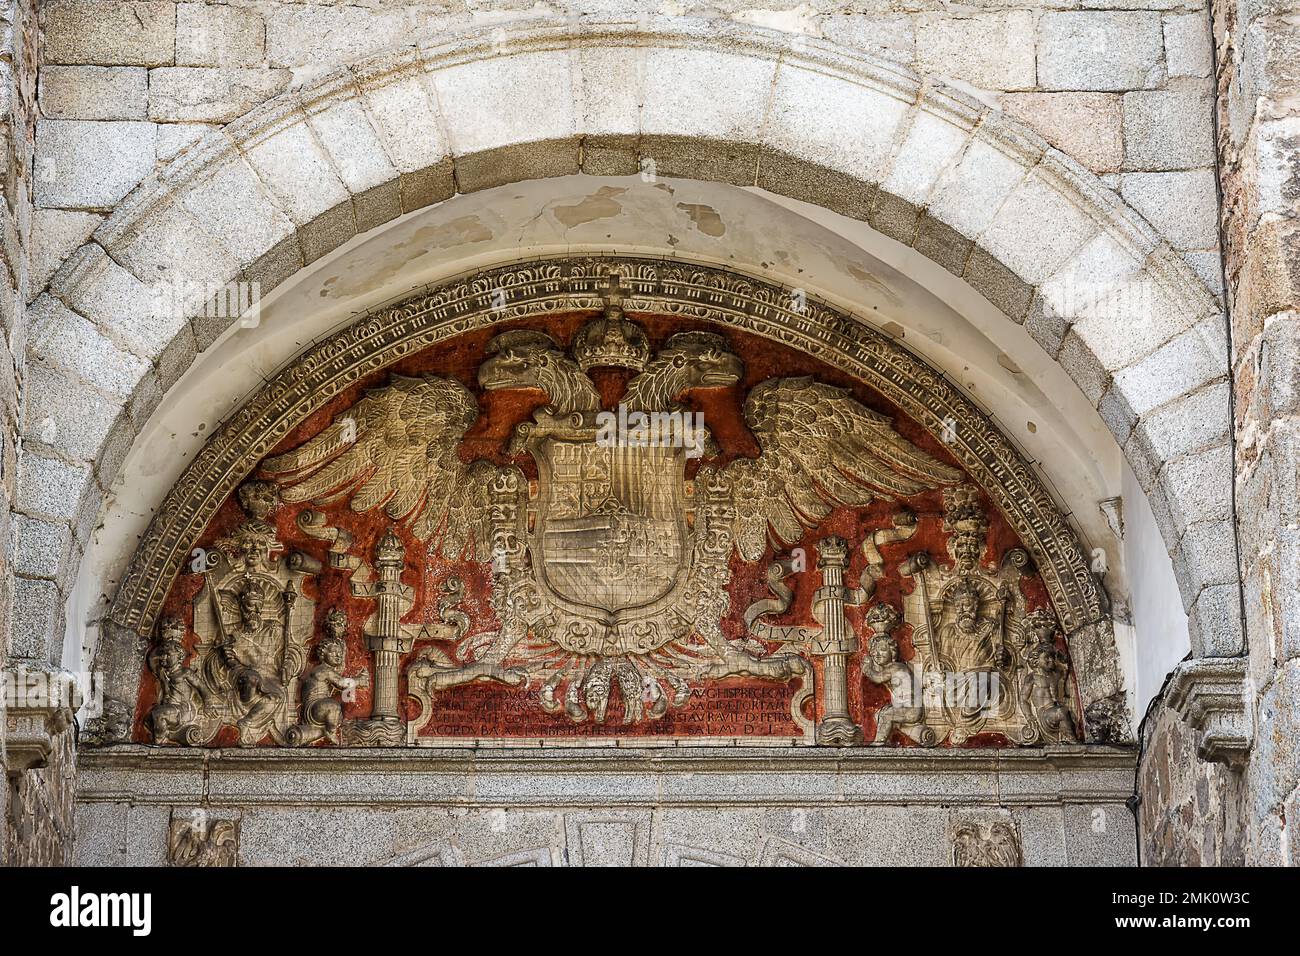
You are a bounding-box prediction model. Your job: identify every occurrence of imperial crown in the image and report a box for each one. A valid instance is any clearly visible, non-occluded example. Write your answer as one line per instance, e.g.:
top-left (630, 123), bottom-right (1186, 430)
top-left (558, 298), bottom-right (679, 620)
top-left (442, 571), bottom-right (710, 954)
top-left (571, 275), bottom-right (651, 371)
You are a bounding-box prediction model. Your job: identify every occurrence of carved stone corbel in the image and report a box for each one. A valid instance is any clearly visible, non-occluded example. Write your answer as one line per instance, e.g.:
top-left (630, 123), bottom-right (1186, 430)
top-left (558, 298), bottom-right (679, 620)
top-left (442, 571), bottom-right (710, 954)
top-left (3, 668), bottom-right (78, 773)
top-left (1164, 657), bottom-right (1252, 768)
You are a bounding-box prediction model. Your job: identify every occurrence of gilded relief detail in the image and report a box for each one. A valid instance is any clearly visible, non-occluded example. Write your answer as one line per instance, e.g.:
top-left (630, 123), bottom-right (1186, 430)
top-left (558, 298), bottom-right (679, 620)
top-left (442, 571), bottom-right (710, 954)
top-left (130, 278), bottom-right (1086, 748)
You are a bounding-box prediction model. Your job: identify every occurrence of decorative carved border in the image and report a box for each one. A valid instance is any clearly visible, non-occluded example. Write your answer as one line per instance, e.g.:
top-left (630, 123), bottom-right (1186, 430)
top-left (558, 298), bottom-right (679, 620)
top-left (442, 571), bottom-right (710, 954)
top-left (110, 255), bottom-right (1107, 644)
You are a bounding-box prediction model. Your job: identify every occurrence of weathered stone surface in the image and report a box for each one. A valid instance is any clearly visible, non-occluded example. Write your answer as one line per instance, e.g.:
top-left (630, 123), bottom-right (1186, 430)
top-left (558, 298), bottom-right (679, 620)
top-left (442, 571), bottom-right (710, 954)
top-left (1158, 442), bottom-right (1234, 532)
top-left (966, 244), bottom-right (1034, 320)
top-left (1121, 169), bottom-right (1219, 249)
top-left (21, 362), bottom-right (121, 464)
top-left (9, 575), bottom-right (63, 661)
top-left (148, 67), bottom-right (293, 123)
top-left (981, 171), bottom-right (1098, 284)
top-left (915, 12), bottom-right (1036, 91)
top-left (1132, 379), bottom-right (1231, 463)
top-left (354, 66), bottom-right (448, 181)
top-left (34, 120), bottom-right (156, 210)
top-left (1184, 250), bottom-right (1225, 296)
top-left (928, 137), bottom-right (1027, 239)
top-left (98, 198), bottom-right (241, 295)
top-left (1232, 218), bottom-right (1300, 346)
top-left (1254, 117), bottom-right (1300, 223)
top-left (43, 0), bottom-right (175, 67)
top-left (882, 111), bottom-right (969, 208)
top-left (763, 60), bottom-right (908, 191)
top-left (26, 293), bottom-right (150, 398)
top-left (15, 452), bottom-right (94, 525)
top-left (176, 2), bottom-right (265, 67)
top-left (1187, 581), bottom-right (1246, 656)
top-left (1123, 90), bottom-right (1216, 171)
top-left (1000, 92), bottom-right (1122, 173)
top-left (1113, 320), bottom-right (1226, 416)
top-left (72, 748), bottom-right (1138, 867)
top-left (156, 122), bottom-right (213, 161)
top-left (10, 512), bottom-right (73, 580)
top-left (819, 14), bottom-right (913, 64)
top-left (1057, 329), bottom-right (1112, 404)
top-left (1173, 520), bottom-right (1242, 605)
top-left (1163, 12), bottom-right (1213, 78)
top-left (49, 242), bottom-right (190, 359)
top-left (177, 153), bottom-right (296, 267)
top-left (1249, 660), bottom-right (1300, 848)
top-left (1040, 231), bottom-right (1144, 330)
top-left (1138, 699), bottom-right (1247, 865)
top-left (266, 6), bottom-right (423, 68)
top-left (244, 123), bottom-right (351, 225)
top-left (38, 66), bottom-right (147, 120)
top-left (305, 97), bottom-right (399, 197)
top-left (1259, 315), bottom-right (1300, 419)
top-left (1037, 12), bottom-right (1163, 92)
top-left (30, 209), bottom-right (102, 293)
top-left (5, 729), bottom-right (77, 865)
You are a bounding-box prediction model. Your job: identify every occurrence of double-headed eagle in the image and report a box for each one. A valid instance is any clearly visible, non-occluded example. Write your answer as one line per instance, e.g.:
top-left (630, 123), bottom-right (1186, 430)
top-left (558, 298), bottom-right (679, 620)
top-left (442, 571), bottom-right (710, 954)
top-left (261, 310), bottom-right (961, 725)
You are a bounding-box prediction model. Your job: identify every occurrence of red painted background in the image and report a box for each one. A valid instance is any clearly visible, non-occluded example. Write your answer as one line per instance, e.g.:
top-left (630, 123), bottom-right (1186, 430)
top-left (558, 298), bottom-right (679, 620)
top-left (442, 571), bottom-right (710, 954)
top-left (135, 312), bottom-right (1067, 746)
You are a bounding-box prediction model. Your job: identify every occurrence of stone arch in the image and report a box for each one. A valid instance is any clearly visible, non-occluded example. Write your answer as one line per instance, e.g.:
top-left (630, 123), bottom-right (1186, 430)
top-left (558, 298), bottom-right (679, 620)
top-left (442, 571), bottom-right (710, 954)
top-left (20, 17), bottom-right (1234, 684)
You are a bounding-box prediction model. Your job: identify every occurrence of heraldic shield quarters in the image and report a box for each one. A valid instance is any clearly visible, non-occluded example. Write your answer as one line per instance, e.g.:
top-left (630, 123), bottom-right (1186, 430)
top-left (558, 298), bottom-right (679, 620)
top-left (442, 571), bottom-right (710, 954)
top-left (140, 274), bottom-right (1084, 749)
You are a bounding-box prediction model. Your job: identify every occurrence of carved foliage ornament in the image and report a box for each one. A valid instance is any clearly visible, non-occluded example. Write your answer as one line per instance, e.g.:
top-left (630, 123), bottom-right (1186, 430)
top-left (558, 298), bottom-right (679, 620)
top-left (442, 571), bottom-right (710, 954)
top-left (128, 281), bottom-right (1089, 747)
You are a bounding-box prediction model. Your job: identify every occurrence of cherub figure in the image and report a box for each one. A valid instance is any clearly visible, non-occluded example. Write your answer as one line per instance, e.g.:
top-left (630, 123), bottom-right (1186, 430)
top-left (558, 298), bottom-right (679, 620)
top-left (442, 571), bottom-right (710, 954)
top-left (860, 604), bottom-right (925, 745)
top-left (147, 617), bottom-right (209, 743)
top-left (286, 609), bottom-right (369, 746)
top-left (1019, 608), bottom-right (1077, 741)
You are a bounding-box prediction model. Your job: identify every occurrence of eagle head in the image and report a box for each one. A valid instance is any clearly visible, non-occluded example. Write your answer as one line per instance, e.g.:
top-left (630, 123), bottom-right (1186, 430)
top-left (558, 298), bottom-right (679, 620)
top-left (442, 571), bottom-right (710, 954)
top-left (659, 331), bottom-right (744, 390)
top-left (477, 330), bottom-right (563, 392)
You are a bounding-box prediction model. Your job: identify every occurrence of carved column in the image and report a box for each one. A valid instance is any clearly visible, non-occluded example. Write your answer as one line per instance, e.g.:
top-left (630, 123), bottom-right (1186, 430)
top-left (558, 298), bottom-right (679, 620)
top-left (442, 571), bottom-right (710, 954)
top-left (366, 531), bottom-right (412, 720)
top-left (812, 537), bottom-right (863, 746)
top-left (348, 530), bottom-right (416, 744)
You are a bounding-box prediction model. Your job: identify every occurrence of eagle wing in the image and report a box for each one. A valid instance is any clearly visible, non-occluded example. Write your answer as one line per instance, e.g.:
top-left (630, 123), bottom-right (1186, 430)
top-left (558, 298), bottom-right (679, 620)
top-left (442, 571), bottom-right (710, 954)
top-left (260, 374), bottom-right (499, 559)
top-left (717, 377), bottom-right (963, 561)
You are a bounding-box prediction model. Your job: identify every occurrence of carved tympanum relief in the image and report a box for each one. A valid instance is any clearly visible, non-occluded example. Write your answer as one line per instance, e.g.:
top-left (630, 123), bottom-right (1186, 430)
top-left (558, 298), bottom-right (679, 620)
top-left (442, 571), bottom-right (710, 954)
top-left (130, 274), bottom-right (1086, 747)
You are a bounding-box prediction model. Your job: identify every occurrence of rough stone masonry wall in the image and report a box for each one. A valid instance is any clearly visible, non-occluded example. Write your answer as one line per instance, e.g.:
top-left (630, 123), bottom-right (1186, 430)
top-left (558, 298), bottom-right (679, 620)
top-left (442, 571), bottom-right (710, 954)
top-left (26, 0), bottom-right (1225, 297)
top-left (1229, 0), bottom-right (1299, 863)
top-left (1219, 0), bottom-right (1300, 867)
top-left (1137, 0), bottom-right (1300, 867)
top-left (0, 0), bottom-right (27, 859)
top-left (2, 0), bottom-right (76, 867)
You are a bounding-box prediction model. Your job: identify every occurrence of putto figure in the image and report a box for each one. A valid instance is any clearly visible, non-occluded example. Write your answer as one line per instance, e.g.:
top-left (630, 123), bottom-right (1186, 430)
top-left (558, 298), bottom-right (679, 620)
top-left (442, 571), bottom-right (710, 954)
top-left (860, 603), bottom-right (932, 745)
top-left (287, 609), bottom-right (369, 746)
top-left (146, 617), bottom-right (209, 744)
top-left (1020, 608), bottom-right (1078, 742)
